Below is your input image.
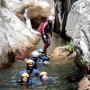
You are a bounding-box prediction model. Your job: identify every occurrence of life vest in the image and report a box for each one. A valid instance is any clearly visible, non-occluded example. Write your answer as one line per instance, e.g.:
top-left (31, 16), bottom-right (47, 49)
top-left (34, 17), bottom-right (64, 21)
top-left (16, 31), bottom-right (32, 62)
top-left (38, 21), bottom-right (48, 34)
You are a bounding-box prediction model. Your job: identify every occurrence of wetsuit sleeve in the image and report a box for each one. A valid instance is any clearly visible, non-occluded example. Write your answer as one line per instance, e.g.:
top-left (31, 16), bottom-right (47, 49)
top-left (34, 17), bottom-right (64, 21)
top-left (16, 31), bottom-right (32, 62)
top-left (32, 68), bottom-right (40, 76)
top-left (28, 79), bottom-right (35, 85)
top-left (28, 79), bottom-right (43, 86)
top-left (16, 80), bottom-right (21, 84)
top-left (15, 69), bottom-right (27, 77)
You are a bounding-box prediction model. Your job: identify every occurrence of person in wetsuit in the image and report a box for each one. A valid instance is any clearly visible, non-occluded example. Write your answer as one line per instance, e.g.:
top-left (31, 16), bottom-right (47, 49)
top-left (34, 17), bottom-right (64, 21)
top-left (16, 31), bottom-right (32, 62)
top-left (25, 58), bottom-right (40, 76)
top-left (38, 48), bottom-right (49, 64)
top-left (38, 16), bottom-right (52, 54)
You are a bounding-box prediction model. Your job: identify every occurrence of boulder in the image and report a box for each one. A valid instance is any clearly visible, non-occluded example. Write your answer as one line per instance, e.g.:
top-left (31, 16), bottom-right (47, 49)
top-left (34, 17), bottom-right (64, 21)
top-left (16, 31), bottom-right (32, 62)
top-left (50, 46), bottom-right (72, 61)
top-left (27, 0), bottom-right (51, 29)
top-left (78, 76), bottom-right (90, 90)
top-left (3, 0), bottom-right (54, 29)
top-left (3, 0), bottom-right (28, 23)
top-left (2, 0), bottom-right (27, 13)
top-left (0, 0), bottom-right (40, 68)
top-left (27, 0), bottom-right (51, 18)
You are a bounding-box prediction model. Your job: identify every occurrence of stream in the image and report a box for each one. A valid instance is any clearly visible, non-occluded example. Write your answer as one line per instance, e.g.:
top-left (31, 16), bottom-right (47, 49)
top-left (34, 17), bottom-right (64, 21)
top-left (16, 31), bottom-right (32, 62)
top-left (0, 33), bottom-right (81, 90)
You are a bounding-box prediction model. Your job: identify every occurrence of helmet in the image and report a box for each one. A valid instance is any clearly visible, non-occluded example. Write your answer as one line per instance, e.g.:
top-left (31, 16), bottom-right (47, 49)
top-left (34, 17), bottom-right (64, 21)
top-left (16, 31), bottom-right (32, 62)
top-left (40, 71), bottom-right (47, 76)
top-left (48, 16), bottom-right (54, 21)
top-left (38, 48), bottom-right (44, 53)
top-left (31, 50), bottom-right (40, 57)
top-left (21, 72), bottom-right (29, 77)
top-left (26, 59), bottom-right (34, 65)
top-left (25, 58), bottom-right (34, 64)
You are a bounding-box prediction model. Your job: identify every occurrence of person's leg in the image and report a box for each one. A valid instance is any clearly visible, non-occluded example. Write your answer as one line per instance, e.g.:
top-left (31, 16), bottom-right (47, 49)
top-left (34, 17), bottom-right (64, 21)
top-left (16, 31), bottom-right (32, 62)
top-left (43, 43), bottom-right (50, 54)
top-left (42, 36), bottom-right (50, 54)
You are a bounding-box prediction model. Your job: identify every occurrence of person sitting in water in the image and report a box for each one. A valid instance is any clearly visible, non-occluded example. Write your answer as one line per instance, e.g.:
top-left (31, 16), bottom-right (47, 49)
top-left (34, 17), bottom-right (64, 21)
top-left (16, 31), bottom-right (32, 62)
top-left (38, 48), bottom-right (49, 64)
top-left (16, 72), bottom-right (48, 87)
top-left (17, 71), bottom-right (53, 86)
top-left (39, 71), bottom-right (57, 85)
top-left (40, 71), bottom-right (48, 84)
top-left (25, 59), bottom-right (35, 75)
top-left (30, 50), bottom-right (40, 69)
top-left (25, 58), bottom-right (40, 76)
top-left (14, 71), bottom-right (57, 87)
top-left (16, 72), bottom-right (29, 86)
top-left (16, 59), bottom-right (39, 77)
top-left (16, 72), bottom-right (37, 87)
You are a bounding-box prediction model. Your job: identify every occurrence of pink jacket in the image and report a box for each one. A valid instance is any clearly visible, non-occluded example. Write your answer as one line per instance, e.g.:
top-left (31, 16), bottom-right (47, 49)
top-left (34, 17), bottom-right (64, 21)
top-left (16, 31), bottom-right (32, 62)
top-left (38, 21), bottom-right (48, 34)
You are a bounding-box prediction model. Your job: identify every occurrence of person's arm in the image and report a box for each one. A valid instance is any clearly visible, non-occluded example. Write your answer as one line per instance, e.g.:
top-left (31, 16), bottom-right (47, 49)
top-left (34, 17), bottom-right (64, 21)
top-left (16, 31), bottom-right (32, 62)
top-left (38, 23), bottom-right (44, 33)
top-left (16, 80), bottom-right (21, 84)
top-left (47, 29), bottom-right (52, 40)
top-left (32, 68), bottom-right (40, 76)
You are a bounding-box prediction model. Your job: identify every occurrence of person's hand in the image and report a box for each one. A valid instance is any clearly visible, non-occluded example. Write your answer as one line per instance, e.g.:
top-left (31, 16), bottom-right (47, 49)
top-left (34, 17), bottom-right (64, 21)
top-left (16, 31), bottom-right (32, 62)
top-left (43, 35), bottom-right (46, 39)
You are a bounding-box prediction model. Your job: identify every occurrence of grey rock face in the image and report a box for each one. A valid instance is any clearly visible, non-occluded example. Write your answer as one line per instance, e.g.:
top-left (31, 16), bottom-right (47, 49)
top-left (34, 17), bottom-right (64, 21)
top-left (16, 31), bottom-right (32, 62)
top-left (0, 0), bottom-right (40, 65)
top-left (66, 0), bottom-right (90, 63)
top-left (54, 0), bottom-right (77, 35)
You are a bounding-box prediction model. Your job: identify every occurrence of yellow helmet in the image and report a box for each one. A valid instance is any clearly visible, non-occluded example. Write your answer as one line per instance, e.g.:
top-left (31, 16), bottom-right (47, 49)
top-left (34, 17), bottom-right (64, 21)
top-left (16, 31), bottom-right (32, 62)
top-left (40, 71), bottom-right (47, 76)
top-left (21, 72), bottom-right (29, 77)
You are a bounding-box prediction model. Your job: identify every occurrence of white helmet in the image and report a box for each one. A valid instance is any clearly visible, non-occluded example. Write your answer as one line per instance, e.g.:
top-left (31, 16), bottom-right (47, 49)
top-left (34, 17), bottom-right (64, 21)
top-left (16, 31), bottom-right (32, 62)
top-left (27, 59), bottom-right (34, 64)
top-left (31, 50), bottom-right (40, 57)
top-left (25, 58), bottom-right (35, 65)
top-left (48, 16), bottom-right (54, 21)
top-left (38, 48), bottom-right (44, 53)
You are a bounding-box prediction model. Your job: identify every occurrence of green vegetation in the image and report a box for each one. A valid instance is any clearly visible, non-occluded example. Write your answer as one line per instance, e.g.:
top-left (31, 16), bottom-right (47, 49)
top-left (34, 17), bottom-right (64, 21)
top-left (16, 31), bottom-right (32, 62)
top-left (80, 58), bottom-right (87, 66)
top-left (66, 41), bottom-right (75, 53)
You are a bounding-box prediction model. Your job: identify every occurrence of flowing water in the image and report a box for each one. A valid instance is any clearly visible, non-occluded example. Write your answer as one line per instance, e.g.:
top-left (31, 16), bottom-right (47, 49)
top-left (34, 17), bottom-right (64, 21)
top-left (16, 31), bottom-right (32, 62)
top-left (0, 33), bottom-right (81, 90)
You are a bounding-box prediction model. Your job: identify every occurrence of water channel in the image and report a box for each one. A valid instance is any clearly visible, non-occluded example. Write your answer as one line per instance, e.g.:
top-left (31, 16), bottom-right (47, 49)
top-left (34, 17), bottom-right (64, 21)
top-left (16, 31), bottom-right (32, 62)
top-left (0, 33), bottom-right (81, 90)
